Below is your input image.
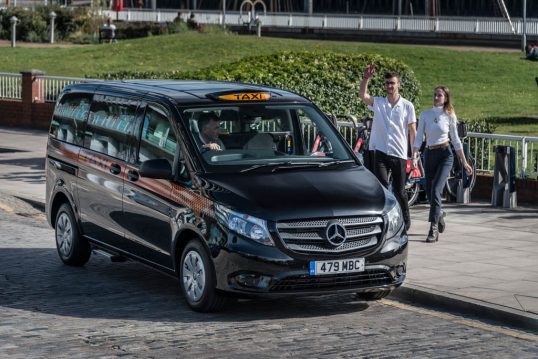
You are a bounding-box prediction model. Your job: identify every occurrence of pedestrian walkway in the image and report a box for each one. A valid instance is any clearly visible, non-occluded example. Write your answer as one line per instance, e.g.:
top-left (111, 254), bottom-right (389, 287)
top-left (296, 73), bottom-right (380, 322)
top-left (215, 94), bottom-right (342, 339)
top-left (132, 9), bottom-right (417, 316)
top-left (0, 126), bottom-right (537, 330)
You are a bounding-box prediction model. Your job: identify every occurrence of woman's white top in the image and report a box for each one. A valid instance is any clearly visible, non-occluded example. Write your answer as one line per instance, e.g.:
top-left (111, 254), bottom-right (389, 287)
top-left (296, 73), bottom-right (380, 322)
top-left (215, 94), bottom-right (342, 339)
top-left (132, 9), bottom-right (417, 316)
top-left (413, 106), bottom-right (463, 152)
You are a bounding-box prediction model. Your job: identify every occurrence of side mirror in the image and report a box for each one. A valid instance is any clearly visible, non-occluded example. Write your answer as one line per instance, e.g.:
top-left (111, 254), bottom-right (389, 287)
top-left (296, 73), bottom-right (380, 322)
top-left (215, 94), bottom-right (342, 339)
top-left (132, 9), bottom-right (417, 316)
top-left (139, 158), bottom-right (172, 180)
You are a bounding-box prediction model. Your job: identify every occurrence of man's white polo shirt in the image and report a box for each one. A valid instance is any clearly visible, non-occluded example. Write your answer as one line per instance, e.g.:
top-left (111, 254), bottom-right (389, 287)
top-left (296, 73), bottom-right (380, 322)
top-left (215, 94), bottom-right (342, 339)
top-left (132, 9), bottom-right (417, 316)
top-left (368, 96), bottom-right (416, 160)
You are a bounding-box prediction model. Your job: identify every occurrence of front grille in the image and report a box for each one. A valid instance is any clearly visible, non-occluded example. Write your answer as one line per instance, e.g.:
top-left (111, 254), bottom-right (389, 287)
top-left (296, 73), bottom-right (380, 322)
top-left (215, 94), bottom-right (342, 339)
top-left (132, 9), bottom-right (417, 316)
top-left (276, 216), bottom-right (384, 254)
top-left (269, 269), bottom-right (392, 292)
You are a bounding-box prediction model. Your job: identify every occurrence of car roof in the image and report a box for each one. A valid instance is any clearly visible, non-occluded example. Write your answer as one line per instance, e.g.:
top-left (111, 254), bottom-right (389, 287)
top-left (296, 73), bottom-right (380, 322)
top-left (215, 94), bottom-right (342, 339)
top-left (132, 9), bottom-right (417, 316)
top-left (65, 80), bottom-right (311, 106)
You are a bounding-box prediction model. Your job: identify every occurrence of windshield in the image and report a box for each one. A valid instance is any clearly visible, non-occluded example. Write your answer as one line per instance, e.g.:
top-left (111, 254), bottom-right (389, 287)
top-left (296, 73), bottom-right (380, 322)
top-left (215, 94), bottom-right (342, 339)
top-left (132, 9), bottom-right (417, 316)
top-left (180, 104), bottom-right (356, 172)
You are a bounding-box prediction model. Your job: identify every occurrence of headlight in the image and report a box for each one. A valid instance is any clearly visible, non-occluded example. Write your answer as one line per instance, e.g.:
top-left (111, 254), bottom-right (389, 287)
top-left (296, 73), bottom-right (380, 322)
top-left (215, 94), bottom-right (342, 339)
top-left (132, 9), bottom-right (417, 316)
top-left (386, 203), bottom-right (404, 239)
top-left (215, 204), bottom-right (274, 246)
top-left (381, 192), bottom-right (406, 253)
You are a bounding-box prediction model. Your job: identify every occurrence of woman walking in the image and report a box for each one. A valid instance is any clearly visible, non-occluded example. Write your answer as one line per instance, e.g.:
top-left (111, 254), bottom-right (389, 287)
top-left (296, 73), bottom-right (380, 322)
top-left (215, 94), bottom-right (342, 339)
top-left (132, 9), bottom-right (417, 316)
top-left (412, 86), bottom-right (473, 242)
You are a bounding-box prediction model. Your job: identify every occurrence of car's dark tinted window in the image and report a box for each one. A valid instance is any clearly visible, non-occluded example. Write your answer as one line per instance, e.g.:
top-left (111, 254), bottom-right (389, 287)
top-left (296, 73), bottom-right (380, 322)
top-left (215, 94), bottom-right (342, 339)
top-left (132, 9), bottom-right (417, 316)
top-left (83, 94), bottom-right (139, 160)
top-left (50, 93), bottom-right (92, 145)
top-left (138, 104), bottom-right (177, 165)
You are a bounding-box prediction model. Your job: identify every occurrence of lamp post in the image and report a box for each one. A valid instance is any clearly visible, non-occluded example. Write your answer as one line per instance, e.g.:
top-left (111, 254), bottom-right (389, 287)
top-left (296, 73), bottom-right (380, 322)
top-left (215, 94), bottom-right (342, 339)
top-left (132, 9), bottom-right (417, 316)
top-left (10, 16), bottom-right (18, 48)
top-left (522, 0), bottom-right (527, 52)
top-left (49, 11), bottom-right (57, 44)
top-left (222, 0), bottom-right (226, 27)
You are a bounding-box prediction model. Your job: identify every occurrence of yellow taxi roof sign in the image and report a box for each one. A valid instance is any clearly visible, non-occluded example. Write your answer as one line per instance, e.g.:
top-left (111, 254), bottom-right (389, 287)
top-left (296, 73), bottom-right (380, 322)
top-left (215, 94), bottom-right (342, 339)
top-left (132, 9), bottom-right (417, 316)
top-left (217, 92), bottom-right (271, 101)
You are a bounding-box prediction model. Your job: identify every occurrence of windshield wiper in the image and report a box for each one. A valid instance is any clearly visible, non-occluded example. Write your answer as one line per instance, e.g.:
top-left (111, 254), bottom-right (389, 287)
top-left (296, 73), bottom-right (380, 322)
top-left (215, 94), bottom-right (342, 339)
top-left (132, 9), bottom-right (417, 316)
top-left (240, 160), bottom-right (356, 173)
top-left (240, 162), bottom-right (292, 173)
top-left (271, 159), bottom-right (356, 172)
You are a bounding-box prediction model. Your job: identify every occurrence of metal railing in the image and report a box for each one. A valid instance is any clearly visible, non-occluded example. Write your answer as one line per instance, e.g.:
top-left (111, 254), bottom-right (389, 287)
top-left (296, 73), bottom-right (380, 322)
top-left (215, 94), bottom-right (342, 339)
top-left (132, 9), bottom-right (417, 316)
top-left (465, 132), bottom-right (538, 179)
top-left (37, 75), bottom-right (96, 102)
top-left (102, 9), bottom-right (538, 36)
top-left (0, 72), bottom-right (22, 100)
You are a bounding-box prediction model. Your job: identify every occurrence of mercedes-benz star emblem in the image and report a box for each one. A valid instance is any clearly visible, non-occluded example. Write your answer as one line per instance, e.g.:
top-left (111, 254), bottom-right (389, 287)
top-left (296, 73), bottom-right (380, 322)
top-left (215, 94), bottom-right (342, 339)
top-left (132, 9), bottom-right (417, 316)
top-left (325, 220), bottom-right (347, 247)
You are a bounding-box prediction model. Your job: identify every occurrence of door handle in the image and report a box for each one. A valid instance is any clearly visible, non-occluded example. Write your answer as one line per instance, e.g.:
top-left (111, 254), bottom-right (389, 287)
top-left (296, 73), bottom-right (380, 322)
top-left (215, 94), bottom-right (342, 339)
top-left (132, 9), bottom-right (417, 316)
top-left (109, 163), bottom-right (121, 175)
top-left (127, 170), bottom-right (139, 182)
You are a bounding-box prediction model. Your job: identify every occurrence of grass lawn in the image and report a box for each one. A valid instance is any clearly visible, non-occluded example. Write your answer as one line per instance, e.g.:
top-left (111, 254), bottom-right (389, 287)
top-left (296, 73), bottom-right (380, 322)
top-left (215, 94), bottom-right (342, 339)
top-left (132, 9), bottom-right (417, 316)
top-left (2, 32), bottom-right (537, 135)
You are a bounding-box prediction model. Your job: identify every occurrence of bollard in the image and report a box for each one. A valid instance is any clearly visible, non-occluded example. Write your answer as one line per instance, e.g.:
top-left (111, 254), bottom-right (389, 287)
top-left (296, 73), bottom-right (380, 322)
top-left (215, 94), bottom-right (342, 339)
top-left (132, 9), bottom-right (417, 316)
top-left (255, 17), bottom-right (261, 37)
top-left (456, 142), bottom-right (470, 204)
top-left (10, 16), bottom-right (18, 48)
top-left (491, 145), bottom-right (517, 208)
top-left (49, 11), bottom-right (57, 44)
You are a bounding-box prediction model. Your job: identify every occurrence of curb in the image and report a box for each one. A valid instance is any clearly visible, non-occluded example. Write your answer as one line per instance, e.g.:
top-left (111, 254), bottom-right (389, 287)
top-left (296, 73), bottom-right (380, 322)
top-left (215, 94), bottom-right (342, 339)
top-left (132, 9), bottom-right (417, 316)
top-left (390, 284), bottom-right (538, 333)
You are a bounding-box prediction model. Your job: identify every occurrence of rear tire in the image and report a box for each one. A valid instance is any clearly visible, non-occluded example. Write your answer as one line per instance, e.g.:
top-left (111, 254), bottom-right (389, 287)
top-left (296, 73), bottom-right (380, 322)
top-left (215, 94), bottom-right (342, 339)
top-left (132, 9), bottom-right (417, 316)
top-left (406, 181), bottom-right (420, 207)
top-left (356, 290), bottom-right (392, 301)
top-left (446, 154), bottom-right (477, 201)
top-left (55, 203), bottom-right (91, 266)
top-left (179, 240), bottom-right (227, 312)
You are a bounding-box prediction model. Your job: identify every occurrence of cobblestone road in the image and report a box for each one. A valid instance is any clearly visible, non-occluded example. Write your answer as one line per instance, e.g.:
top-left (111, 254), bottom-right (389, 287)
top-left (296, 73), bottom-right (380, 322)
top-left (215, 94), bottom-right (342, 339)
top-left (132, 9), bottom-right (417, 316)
top-left (1, 206), bottom-right (537, 358)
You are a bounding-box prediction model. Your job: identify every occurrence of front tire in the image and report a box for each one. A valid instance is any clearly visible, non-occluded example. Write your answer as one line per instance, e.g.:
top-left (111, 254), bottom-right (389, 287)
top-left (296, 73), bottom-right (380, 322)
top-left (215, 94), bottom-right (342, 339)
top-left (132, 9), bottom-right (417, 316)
top-left (179, 240), bottom-right (226, 312)
top-left (55, 203), bottom-right (91, 266)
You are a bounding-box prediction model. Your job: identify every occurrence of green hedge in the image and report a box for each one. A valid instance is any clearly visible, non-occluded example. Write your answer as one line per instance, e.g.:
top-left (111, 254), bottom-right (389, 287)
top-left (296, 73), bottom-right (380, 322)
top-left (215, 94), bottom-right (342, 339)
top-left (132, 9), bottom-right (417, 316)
top-left (97, 51), bottom-right (421, 118)
top-left (0, 7), bottom-right (224, 43)
top-left (0, 6), bottom-right (103, 42)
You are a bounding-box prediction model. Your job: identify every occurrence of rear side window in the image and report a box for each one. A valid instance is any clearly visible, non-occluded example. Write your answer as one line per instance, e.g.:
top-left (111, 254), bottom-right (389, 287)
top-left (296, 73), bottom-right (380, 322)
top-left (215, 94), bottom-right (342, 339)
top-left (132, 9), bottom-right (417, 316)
top-left (83, 94), bottom-right (139, 161)
top-left (50, 93), bottom-right (92, 145)
top-left (138, 104), bottom-right (177, 164)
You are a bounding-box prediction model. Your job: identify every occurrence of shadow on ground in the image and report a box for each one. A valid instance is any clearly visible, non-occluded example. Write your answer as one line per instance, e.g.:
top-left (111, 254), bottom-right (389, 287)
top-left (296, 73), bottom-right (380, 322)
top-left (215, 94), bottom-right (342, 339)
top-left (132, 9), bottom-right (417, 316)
top-left (0, 247), bottom-right (370, 323)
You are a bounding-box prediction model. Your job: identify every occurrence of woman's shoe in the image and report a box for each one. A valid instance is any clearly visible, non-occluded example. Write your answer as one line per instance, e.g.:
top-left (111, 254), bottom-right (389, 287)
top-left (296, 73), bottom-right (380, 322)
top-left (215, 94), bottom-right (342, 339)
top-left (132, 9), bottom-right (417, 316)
top-left (426, 223), bottom-right (439, 243)
top-left (438, 212), bottom-right (447, 233)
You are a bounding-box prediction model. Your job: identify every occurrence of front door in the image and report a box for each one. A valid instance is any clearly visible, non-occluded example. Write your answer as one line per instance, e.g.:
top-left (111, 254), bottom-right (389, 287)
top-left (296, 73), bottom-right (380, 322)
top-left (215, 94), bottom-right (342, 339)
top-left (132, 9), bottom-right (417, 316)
top-left (121, 103), bottom-right (181, 268)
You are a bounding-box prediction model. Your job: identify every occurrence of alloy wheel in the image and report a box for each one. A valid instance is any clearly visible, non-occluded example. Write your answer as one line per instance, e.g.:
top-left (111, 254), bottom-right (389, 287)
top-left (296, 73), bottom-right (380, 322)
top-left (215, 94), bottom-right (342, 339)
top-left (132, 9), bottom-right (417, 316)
top-left (182, 250), bottom-right (206, 302)
top-left (56, 212), bottom-right (73, 257)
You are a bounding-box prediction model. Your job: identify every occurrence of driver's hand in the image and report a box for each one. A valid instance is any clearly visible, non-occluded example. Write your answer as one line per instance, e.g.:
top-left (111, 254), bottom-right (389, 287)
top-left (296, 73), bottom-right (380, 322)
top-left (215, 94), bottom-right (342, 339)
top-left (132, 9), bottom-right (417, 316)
top-left (203, 143), bottom-right (222, 151)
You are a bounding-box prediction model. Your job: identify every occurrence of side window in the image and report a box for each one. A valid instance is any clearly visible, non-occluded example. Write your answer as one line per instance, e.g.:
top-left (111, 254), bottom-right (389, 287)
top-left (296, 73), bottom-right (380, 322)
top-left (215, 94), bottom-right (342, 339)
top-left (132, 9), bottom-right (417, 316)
top-left (138, 105), bottom-right (177, 165)
top-left (49, 93), bottom-right (92, 145)
top-left (83, 94), bottom-right (139, 161)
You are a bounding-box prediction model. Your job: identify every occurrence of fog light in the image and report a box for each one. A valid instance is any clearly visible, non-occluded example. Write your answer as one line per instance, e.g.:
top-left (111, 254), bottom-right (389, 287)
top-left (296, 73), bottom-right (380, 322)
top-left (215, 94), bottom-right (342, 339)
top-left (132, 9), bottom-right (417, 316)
top-left (396, 263), bottom-right (406, 277)
top-left (235, 273), bottom-right (272, 289)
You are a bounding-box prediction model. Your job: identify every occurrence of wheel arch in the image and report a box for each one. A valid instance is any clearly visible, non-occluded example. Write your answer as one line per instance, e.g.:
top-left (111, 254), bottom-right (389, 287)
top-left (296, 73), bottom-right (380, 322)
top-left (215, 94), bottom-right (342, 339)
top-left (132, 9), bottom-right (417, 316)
top-left (172, 227), bottom-right (211, 274)
top-left (49, 190), bottom-right (75, 229)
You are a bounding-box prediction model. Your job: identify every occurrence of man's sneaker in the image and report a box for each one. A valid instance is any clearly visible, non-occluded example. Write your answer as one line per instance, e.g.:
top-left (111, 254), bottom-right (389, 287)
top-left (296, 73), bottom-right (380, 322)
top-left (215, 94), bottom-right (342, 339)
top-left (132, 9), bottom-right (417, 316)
top-left (438, 212), bottom-right (446, 233)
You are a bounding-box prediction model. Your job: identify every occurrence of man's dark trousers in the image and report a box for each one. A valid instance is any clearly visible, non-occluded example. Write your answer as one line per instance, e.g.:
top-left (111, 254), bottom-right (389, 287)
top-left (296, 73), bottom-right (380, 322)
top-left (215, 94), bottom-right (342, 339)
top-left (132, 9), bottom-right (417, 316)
top-left (374, 150), bottom-right (410, 227)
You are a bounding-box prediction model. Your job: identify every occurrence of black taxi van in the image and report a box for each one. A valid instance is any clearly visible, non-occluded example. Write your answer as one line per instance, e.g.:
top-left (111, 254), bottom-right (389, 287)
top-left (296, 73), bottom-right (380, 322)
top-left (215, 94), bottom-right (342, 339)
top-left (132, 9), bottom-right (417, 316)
top-left (46, 80), bottom-right (408, 312)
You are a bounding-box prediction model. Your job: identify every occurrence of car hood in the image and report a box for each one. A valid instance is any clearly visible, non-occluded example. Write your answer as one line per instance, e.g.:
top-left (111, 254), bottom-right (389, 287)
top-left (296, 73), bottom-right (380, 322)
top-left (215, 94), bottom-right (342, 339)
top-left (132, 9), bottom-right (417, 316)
top-left (197, 165), bottom-right (386, 222)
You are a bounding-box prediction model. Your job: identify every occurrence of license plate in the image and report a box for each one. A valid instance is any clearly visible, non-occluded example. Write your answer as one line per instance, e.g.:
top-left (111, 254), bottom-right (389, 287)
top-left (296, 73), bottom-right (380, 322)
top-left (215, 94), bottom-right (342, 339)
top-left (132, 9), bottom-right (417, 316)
top-left (309, 258), bottom-right (365, 276)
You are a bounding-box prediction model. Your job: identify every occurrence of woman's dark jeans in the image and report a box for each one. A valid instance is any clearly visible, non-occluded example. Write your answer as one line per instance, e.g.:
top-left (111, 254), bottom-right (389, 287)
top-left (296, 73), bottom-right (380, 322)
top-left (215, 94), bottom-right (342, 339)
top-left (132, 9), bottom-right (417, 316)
top-left (424, 147), bottom-right (454, 224)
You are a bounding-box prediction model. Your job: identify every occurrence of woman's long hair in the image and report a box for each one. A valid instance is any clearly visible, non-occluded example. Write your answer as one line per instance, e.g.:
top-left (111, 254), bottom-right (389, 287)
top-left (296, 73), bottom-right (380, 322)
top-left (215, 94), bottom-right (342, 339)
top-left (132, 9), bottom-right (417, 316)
top-left (435, 86), bottom-right (455, 115)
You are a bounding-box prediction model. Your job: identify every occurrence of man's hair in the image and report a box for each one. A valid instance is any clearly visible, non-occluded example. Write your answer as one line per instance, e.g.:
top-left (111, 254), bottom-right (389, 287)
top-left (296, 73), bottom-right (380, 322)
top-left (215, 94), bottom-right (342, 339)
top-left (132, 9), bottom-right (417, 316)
top-left (384, 71), bottom-right (401, 81)
top-left (197, 112), bottom-right (219, 131)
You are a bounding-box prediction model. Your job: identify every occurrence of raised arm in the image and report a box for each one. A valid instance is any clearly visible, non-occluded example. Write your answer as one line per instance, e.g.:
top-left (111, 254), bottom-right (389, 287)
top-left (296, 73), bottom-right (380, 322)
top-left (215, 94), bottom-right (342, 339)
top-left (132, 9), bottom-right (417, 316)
top-left (359, 64), bottom-right (376, 107)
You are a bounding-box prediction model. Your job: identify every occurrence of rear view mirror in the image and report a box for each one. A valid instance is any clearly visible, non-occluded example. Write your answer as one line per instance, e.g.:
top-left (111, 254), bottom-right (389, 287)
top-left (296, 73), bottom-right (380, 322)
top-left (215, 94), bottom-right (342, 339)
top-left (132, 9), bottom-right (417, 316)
top-left (139, 158), bottom-right (172, 180)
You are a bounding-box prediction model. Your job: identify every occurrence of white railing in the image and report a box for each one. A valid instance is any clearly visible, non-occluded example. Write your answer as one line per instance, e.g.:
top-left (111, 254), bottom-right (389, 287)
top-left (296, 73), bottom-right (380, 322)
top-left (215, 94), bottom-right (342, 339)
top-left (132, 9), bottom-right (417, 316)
top-left (465, 132), bottom-right (538, 178)
top-left (102, 10), bottom-right (538, 36)
top-left (40, 75), bottom-right (96, 102)
top-left (0, 72), bottom-right (22, 100)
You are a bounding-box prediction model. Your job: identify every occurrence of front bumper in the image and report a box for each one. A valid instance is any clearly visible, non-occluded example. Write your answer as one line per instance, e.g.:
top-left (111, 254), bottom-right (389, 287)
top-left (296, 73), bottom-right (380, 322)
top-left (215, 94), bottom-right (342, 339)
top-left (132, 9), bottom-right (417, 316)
top-left (211, 231), bottom-right (408, 297)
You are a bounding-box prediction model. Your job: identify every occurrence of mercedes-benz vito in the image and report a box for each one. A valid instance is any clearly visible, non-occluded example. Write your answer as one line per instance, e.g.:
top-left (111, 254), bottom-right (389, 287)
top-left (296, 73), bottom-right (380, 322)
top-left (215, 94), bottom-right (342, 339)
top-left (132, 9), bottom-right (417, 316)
top-left (46, 81), bottom-right (407, 312)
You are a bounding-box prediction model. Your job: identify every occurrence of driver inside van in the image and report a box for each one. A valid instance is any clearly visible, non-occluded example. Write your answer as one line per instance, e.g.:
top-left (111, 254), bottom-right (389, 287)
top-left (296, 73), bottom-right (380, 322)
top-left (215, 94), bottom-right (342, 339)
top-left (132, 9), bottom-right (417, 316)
top-left (197, 112), bottom-right (226, 151)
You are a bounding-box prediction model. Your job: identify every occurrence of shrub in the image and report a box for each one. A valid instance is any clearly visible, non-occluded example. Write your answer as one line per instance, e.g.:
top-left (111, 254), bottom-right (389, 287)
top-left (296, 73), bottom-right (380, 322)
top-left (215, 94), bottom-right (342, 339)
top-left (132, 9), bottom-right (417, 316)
top-left (0, 6), bottom-right (105, 42)
top-left (96, 51), bottom-right (421, 118)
